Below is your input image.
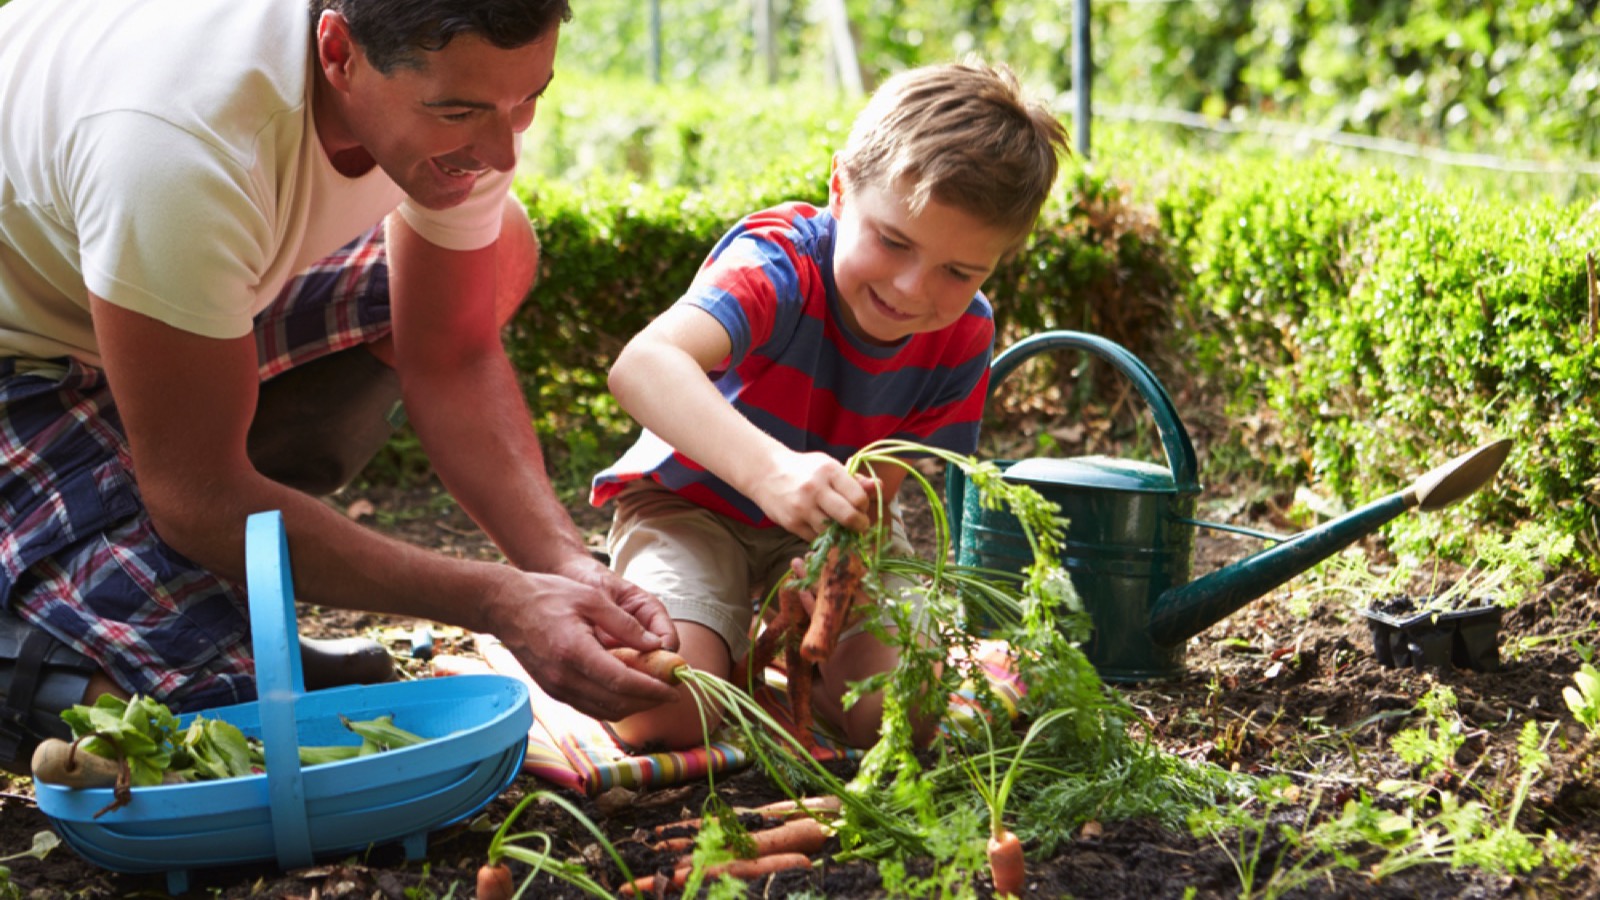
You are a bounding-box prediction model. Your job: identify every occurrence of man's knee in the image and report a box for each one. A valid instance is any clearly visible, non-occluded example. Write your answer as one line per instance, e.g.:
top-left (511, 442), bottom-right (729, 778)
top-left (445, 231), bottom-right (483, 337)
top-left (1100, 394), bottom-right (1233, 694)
top-left (496, 195), bottom-right (540, 328)
top-left (247, 345), bottom-right (402, 496)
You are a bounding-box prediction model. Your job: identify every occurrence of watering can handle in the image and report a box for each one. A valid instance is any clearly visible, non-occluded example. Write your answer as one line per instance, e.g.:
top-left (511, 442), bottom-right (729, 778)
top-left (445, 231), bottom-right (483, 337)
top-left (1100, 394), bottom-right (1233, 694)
top-left (988, 330), bottom-right (1200, 491)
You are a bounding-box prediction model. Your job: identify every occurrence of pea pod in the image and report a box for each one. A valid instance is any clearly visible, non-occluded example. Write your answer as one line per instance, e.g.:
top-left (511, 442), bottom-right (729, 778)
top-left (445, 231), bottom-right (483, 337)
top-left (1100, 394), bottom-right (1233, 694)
top-left (339, 714), bottom-right (429, 751)
top-left (298, 744), bottom-right (364, 766)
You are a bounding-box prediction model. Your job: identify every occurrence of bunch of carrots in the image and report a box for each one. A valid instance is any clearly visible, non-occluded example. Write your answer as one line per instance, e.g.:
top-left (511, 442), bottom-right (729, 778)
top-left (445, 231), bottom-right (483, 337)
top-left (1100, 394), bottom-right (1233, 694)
top-left (617, 795), bottom-right (839, 896)
top-left (476, 795), bottom-right (839, 899)
top-left (734, 530), bottom-right (870, 751)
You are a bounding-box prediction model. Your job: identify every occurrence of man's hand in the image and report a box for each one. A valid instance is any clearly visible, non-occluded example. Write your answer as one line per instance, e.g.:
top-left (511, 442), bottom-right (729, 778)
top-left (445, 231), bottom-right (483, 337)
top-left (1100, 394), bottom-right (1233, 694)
top-left (486, 566), bottom-right (680, 720)
top-left (551, 552), bottom-right (678, 651)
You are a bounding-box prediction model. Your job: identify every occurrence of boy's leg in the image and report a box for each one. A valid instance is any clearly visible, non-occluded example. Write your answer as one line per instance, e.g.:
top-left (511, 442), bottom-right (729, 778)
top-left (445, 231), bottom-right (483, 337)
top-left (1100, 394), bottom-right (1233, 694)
top-left (603, 482), bottom-right (755, 751)
top-left (248, 197), bottom-right (539, 495)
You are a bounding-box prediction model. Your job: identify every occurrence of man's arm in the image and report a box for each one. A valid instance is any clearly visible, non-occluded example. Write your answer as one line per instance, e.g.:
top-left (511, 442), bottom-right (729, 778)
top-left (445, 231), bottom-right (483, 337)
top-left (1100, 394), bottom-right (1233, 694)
top-left (89, 289), bottom-right (677, 719)
top-left (381, 207), bottom-right (675, 649)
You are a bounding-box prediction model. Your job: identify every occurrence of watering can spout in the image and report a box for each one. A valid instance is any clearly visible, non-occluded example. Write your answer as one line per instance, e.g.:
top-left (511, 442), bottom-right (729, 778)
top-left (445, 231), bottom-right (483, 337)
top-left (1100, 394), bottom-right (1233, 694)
top-left (1146, 438), bottom-right (1512, 648)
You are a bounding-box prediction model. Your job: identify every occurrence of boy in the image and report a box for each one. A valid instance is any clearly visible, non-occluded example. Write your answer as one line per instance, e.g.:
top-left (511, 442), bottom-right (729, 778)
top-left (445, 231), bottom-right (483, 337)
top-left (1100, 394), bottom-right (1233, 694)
top-left (591, 60), bottom-right (1069, 750)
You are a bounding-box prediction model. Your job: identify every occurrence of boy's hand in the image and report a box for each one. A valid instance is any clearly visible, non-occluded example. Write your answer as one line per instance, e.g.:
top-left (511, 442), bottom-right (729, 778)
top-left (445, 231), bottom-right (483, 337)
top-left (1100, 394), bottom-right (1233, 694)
top-left (751, 451), bottom-right (871, 540)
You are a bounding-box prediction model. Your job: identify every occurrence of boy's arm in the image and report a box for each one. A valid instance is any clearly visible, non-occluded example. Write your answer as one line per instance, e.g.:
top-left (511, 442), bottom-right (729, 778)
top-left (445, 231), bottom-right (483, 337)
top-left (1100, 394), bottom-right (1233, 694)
top-left (609, 304), bottom-right (872, 540)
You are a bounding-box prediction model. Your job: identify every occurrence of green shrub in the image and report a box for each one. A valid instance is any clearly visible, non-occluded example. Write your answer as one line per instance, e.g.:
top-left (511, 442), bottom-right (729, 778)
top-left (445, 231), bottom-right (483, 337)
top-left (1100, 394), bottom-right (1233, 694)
top-left (1146, 145), bottom-right (1600, 563)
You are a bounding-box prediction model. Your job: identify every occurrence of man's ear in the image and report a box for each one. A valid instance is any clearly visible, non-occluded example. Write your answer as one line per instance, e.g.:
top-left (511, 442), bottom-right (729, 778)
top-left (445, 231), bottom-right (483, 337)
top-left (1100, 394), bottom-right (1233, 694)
top-left (317, 10), bottom-right (357, 91)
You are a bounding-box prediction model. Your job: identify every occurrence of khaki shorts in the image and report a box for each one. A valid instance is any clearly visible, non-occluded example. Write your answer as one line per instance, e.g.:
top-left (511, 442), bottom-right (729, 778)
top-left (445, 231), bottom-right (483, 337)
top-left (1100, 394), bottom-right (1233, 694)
top-left (606, 480), bottom-right (916, 660)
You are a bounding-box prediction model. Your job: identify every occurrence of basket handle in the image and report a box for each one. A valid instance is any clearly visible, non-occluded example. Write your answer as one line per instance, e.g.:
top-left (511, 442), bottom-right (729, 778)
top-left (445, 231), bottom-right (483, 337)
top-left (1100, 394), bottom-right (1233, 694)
top-left (245, 510), bottom-right (314, 870)
top-left (987, 330), bottom-right (1200, 492)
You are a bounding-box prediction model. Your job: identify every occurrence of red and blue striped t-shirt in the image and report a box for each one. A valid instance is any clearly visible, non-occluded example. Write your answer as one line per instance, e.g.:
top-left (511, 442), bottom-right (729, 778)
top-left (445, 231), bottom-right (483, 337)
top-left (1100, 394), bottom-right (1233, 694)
top-left (590, 202), bottom-right (994, 527)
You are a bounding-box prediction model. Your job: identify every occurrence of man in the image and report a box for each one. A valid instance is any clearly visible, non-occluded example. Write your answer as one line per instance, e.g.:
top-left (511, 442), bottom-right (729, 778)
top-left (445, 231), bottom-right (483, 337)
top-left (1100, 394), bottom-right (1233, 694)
top-left (0, 0), bottom-right (678, 772)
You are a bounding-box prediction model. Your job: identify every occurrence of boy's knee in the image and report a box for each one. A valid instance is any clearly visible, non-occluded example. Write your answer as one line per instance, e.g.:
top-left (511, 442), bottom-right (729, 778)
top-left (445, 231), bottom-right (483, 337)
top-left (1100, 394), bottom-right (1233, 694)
top-left (608, 687), bottom-right (721, 752)
top-left (832, 692), bottom-right (889, 748)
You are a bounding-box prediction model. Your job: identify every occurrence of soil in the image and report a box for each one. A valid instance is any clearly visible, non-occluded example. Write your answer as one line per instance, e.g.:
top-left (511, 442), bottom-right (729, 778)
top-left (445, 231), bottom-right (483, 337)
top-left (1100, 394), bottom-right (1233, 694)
top-left (3, 469), bottom-right (1598, 899)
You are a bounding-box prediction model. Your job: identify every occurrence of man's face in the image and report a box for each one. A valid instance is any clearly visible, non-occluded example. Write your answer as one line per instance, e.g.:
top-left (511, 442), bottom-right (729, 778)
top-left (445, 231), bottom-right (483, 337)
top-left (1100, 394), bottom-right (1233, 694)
top-left (322, 20), bottom-right (558, 210)
top-left (827, 163), bottom-right (1012, 346)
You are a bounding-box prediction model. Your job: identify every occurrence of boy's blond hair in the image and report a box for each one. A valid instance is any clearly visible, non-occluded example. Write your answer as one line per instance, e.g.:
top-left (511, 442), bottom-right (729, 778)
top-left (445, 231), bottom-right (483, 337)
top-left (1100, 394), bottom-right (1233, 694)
top-left (836, 59), bottom-right (1069, 254)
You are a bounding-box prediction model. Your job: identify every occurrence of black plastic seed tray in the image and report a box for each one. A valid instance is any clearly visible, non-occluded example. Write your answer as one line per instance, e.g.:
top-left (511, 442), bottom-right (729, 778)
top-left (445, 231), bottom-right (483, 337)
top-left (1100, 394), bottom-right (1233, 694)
top-left (1360, 604), bottom-right (1503, 672)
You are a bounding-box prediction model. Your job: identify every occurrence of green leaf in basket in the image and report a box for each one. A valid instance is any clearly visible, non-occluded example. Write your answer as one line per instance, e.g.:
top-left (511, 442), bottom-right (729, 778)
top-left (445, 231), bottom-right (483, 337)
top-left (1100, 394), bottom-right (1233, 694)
top-left (174, 716), bottom-right (258, 781)
top-left (59, 694), bottom-right (178, 785)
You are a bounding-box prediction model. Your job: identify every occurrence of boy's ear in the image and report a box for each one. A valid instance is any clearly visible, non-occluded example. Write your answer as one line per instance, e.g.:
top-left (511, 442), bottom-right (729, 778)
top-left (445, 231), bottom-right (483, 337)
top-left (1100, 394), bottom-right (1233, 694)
top-left (827, 153), bottom-right (846, 217)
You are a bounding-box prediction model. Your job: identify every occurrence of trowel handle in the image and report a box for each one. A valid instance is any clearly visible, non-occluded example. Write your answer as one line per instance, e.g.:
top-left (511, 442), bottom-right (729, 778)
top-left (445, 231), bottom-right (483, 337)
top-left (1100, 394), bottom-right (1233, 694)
top-left (988, 330), bottom-right (1200, 491)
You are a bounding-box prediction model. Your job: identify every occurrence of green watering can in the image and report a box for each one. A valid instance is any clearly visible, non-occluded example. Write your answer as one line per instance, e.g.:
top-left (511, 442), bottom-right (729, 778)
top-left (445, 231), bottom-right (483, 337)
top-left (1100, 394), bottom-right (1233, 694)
top-left (947, 330), bottom-right (1512, 682)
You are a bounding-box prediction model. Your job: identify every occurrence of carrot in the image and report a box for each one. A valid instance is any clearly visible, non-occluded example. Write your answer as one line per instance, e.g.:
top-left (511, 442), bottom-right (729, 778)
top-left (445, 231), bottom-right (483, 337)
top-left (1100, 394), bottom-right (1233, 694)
top-left (31, 738), bottom-right (122, 789)
top-left (476, 862), bottom-right (513, 900)
top-left (988, 829), bottom-right (1025, 898)
top-left (750, 795), bottom-right (843, 817)
top-left (610, 647), bottom-right (688, 684)
top-left (656, 814), bottom-right (830, 859)
top-left (650, 816), bottom-right (704, 838)
top-left (649, 795), bottom-right (841, 837)
top-left (744, 585), bottom-right (805, 682)
top-left (619, 853), bottom-right (815, 896)
top-left (652, 834), bottom-right (697, 853)
top-left (735, 815), bottom-right (829, 859)
top-left (799, 544), bottom-right (866, 663)
top-left (784, 642), bottom-right (820, 754)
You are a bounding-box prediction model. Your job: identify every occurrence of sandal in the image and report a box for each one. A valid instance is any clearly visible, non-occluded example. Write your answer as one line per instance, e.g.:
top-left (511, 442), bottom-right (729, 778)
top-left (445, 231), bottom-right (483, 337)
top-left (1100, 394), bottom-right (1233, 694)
top-left (0, 605), bottom-right (96, 772)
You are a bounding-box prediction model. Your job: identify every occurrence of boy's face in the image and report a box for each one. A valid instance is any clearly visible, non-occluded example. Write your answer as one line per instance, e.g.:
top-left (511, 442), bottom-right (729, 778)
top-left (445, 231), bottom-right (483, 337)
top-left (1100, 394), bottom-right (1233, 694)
top-left (317, 15), bottom-right (556, 210)
top-left (827, 162), bottom-right (1013, 346)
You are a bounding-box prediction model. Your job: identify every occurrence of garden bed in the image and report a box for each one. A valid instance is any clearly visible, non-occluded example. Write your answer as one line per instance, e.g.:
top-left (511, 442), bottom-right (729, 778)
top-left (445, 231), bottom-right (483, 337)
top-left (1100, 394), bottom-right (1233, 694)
top-left (3, 475), bottom-right (1597, 899)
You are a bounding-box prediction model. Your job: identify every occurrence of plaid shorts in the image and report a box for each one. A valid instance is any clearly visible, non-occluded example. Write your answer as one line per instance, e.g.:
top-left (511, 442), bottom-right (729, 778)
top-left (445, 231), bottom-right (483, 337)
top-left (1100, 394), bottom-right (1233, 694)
top-left (0, 225), bottom-right (392, 712)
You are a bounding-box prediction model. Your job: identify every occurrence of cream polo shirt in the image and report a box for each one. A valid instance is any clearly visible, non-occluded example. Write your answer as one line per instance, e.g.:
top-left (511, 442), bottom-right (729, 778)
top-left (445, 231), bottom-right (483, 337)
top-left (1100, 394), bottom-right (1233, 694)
top-left (0, 0), bottom-right (512, 365)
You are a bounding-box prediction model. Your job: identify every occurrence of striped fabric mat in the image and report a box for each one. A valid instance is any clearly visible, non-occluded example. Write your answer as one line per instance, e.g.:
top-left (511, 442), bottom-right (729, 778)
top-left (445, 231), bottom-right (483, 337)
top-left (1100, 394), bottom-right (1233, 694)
top-left (450, 634), bottom-right (1023, 797)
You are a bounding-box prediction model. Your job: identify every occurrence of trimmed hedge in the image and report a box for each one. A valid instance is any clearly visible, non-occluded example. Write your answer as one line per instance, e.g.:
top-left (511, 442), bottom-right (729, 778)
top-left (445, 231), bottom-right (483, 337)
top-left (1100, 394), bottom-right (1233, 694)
top-left (1147, 145), bottom-right (1599, 563)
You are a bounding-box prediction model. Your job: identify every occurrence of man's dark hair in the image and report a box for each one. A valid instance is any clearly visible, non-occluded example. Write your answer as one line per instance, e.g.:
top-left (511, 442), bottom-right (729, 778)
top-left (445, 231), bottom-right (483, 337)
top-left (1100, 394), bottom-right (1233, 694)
top-left (309, 0), bottom-right (572, 74)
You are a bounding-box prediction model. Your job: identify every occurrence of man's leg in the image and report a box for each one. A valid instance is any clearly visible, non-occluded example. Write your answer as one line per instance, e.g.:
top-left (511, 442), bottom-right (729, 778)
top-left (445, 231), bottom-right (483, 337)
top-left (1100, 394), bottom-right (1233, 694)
top-left (0, 358), bottom-right (244, 774)
top-left (247, 196), bottom-right (540, 495)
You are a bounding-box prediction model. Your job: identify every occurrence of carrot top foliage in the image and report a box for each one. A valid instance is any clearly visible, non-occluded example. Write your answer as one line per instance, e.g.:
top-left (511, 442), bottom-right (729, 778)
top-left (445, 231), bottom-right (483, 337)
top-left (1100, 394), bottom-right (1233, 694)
top-left (670, 440), bottom-right (1249, 895)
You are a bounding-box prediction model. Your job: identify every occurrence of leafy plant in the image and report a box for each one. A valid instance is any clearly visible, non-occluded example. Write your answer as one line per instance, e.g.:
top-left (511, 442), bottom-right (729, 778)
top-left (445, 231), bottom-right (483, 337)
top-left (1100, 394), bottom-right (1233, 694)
top-left (1403, 520), bottom-right (1576, 613)
top-left (1564, 663), bottom-right (1600, 739)
top-left (1362, 717), bottom-right (1573, 878)
top-left (1192, 689), bottom-right (1578, 898)
top-left (53, 694), bottom-right (432, 807)
top-left (1296, 520), bottom-right (1578, 618)
top-left (689, 440), bottom-right (1243, 894)
top-left (481, 789), bottom-right (631, 898)
top-left (958, 708), bottom-right (1076, 896)
top-left (0, 832), bottom-right (59, 900)
top-left (1187, 776), bottom-right (1346, 900)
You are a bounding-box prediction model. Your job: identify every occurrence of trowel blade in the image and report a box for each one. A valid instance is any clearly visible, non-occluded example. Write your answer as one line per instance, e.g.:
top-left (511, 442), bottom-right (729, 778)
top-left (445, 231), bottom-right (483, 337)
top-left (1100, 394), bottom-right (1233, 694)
top-left (1410, 438), bottom-right (1512, 512)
